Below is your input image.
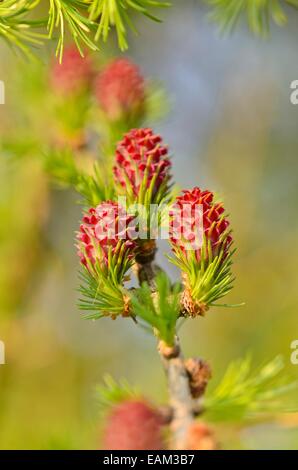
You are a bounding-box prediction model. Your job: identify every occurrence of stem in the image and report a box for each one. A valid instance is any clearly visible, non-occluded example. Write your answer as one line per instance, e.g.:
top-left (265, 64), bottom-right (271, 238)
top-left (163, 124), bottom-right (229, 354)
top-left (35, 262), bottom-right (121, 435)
top-left (135, 251), bottom-right (195, 449)
top-left (135, 240), bottom-right (158, 290)
top-left (135, 260), bottom-right (157, 290)
top-left (158, 338), bottom-right (195, 449)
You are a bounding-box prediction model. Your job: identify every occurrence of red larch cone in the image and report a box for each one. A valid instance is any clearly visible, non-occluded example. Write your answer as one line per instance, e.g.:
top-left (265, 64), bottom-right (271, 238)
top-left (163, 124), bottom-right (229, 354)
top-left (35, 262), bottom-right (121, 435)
top-left (50, 45), bottom-right (93, 95)
top-left (77, 201), bottom-right (137, 269)
top-left (170, 187), bottom-right (232, 262)
top-left (102, 400), bottom-right (166, 450)
top-left (114, 128), bottom-right (171, 204)
top-left (95, 58), bottom-right (146, 121)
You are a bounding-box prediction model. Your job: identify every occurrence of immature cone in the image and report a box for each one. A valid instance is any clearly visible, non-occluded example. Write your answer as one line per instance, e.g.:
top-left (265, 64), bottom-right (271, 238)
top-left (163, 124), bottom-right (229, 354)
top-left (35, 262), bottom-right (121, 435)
top-left (185, 422), bottom-right (219, 451)
top-left (95, 58), bottom-right (145, 121)
top-left (170, 188), bottom-right (232, 260)
top-left (114, 128), bottom-right (171, 203)
top-left (103, 400), bottom-right (165, 450)
top-left (170, 187), bottom-right (233, 316)
top-left (77, 201), bottom-right (136, 270)
top-left (50, 45), bottom-right (93, 95)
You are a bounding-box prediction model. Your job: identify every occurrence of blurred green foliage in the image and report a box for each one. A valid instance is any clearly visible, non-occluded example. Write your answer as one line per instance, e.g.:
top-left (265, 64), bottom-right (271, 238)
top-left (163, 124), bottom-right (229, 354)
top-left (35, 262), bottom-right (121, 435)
top-left (1, 2), bottom-right (298, 450)
top-left (205, 0), bottom-right (298, 35)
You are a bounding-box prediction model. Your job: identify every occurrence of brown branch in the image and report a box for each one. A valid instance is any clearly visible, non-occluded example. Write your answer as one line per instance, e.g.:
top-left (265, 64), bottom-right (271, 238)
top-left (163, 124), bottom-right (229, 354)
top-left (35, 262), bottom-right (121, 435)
top-left (135, 260), bottom-right (157, 290)
top-left (135, 240), bottom-right (158, 290)
top-left (158, 339), bottom-right (195, 449)
top-left (134, 244), bottom-right (198, 449)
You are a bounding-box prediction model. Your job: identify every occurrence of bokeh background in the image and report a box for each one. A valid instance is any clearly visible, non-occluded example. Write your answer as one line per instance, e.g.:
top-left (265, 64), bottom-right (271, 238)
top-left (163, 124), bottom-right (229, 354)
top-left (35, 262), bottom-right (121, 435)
top-left (0, 1), bottom-right (298, 449)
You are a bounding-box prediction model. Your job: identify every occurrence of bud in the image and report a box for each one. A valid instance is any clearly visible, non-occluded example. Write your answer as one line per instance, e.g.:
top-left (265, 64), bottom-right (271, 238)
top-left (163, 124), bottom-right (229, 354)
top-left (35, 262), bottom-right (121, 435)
top-left (95, 58), bottom-right (145, 122)
top-left (114, 128), bottom-right (171, 205)
top-left (50, 45), bottom-right (93, 95)
top-left (185, 358), bottom-right (212, 398)
top-left (103, 400), bottom-right (165, 450)
top-left (159, 340), bottom-right (180, 359)
top-left (185, 422), bottom-right (219, 451)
